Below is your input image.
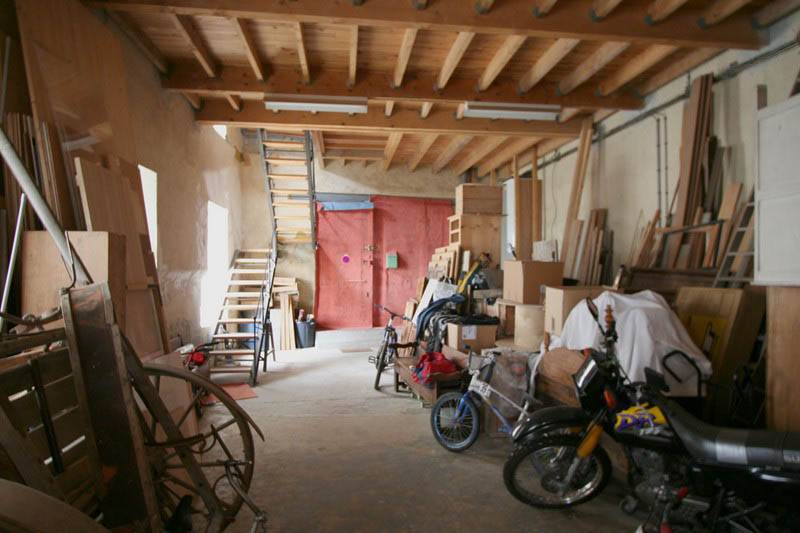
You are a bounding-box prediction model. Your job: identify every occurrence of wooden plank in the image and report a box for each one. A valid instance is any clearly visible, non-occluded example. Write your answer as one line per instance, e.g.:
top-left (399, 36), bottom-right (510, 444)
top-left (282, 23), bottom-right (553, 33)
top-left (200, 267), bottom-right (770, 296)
top-left (638, 48), bottom-right (721, 96)
top-left (95, 0), bottom-right (761, 48)
top-left (477, 137), bottom-right (540, 176)
top-left (232, 17), bottom-right (265, 80)
top-left (347, 25), bottom-right (358, 88)
top-left (436, 31), bottom-right (476, 90)
top-left (560, 117), bottom-right (593, 269)
top-left (558, 41), bottom-right (629, 95)
top-left (170, 14), bottom-right (216, 77)
top-left (767, 286), bottom-right (800, 430)
top-left (382, 132), bottom-right (403, 171)
top-left (596, 44), bottom-right (678, 96)
top-left (408, 133), bottom-right (438, 171)
top-left (197, 99), bottom-right (583, 137)
top-left (293, 22), bottom-right (310, 84)
top-left (477, 35), bottom-right (526, 91)
top-left (531, 146), bottom-right (543, 242)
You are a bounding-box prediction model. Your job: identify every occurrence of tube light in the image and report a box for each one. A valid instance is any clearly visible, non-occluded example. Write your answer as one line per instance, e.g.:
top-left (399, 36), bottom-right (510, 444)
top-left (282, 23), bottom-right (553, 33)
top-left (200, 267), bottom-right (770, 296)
top-left (264, 95), bottom-right (368, 114)
top-left (462, 102), bottom-right (560, 121)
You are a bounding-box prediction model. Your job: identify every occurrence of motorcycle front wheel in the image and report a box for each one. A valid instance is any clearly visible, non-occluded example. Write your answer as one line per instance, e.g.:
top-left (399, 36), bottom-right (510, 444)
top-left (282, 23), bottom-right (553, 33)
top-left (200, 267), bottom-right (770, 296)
top-left (503, 435), bottom-right (611, 509)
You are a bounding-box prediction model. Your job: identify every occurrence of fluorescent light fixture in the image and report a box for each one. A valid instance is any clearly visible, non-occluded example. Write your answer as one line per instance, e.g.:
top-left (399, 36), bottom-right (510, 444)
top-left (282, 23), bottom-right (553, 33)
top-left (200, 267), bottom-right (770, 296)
top-left (264, 95), bottom-right (368, 114)
top-left (462, 102), bottom-right (560, 121)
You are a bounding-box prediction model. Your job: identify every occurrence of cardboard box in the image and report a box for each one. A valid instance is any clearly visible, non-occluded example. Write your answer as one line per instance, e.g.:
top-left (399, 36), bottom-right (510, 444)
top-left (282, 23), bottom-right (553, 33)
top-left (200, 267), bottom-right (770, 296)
top-left (455, 183), bottom-right (502, 215)
top-left (502, 261), bottom-right (564, 304)
top-left (544, 285), bottom-right (608, 335)
top-left (446, 323), bottom-right (498, 352)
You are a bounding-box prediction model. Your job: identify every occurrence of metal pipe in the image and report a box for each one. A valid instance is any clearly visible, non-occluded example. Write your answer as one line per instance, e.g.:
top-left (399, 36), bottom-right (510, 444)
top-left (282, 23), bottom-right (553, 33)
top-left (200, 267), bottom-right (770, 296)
top-left (0, 194), bottom-right (26, 332)
top-left (0, 126), bottom-right (92, 284)
top-left (655, 116), bottom-right (662, 227)
top-left (663, 114), bottom-right (669, 225)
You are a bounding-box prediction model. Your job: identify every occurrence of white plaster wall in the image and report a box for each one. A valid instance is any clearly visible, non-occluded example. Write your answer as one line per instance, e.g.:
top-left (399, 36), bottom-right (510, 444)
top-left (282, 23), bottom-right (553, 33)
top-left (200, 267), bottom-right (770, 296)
top-left (314, 158), bottom-right (461, 198)
top-left (539, 13), bottom-right (800, 271)
top-left (119, 37), bottom-right (247, 345)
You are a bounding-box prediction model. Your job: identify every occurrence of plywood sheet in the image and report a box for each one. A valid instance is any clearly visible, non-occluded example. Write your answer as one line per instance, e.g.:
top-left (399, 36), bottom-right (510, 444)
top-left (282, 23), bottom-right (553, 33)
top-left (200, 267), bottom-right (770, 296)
top-left (125, 288), bottom-right (165, 359)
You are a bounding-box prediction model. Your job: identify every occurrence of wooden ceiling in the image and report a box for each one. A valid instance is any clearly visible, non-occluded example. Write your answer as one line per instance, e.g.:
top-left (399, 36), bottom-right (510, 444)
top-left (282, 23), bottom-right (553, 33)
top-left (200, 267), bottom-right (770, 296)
top-left (91, 0), bottom-right (794, 177)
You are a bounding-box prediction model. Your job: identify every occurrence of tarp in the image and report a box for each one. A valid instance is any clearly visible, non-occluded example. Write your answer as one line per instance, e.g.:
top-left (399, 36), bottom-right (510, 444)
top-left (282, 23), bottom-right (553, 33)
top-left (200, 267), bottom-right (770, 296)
top-left (550, 290), bottom-right (711, 397)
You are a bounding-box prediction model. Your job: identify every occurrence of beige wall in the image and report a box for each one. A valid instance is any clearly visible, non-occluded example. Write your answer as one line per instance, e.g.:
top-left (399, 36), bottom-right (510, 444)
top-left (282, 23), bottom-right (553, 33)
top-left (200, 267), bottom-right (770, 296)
top-left (535, 13), bottom-right (800, 271)
top-left (315, 158), bottom-right (460, 198)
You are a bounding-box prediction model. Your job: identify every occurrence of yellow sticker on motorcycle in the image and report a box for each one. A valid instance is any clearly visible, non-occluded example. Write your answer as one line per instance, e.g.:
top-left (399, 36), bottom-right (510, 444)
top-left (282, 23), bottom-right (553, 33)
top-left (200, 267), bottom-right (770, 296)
top-left (615, 404), bottom-right (666, 432)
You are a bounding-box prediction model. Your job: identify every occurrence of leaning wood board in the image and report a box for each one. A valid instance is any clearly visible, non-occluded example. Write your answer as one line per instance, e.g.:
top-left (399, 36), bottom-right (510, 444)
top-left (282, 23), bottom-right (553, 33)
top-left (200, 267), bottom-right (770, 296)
top-left (766, 286), bottom-right (800, 431)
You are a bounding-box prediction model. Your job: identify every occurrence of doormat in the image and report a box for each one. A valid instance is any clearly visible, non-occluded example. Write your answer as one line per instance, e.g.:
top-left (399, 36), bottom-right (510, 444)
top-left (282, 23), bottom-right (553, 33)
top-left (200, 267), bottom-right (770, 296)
top-left (201, 383), bottom-right (258, 406)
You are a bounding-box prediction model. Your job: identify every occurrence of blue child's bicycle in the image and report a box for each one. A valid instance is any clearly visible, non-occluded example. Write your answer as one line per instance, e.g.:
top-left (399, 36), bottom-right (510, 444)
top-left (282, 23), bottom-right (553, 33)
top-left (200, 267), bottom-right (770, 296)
top-left (430, 350), bottom-right (536, 452)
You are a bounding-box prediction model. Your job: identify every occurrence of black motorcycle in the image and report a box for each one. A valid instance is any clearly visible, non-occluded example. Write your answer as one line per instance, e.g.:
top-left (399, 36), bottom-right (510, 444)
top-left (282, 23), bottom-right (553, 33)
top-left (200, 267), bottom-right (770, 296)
top-left (504, 298), bottom-right (800, 532)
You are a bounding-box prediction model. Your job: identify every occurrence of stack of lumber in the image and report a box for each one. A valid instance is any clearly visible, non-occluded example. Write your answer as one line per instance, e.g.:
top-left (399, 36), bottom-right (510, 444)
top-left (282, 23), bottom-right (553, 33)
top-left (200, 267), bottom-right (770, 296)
top-left (568, 208), bottom-right (611, 284)
top-left (278, 291), bottom-right (297, 350)
top-left (397, 298), bottom-right (418, 358)
top-left (427, 243), bottom-right (460, 280)
top-left (2, 114), bottom-right (42, 236)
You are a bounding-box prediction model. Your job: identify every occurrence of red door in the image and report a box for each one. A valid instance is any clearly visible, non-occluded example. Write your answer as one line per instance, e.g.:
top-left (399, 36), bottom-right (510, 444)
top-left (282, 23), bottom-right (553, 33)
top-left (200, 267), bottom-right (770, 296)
top-left (315, 206), bottom-right (374, 329)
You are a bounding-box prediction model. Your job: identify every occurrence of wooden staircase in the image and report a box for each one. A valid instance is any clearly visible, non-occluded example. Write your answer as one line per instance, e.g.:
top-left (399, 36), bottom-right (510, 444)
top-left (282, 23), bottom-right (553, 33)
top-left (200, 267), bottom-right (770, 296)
top-left (260, 130), bottom-right (317, 246)
top-left (209, 248), bottom-right (275, 382)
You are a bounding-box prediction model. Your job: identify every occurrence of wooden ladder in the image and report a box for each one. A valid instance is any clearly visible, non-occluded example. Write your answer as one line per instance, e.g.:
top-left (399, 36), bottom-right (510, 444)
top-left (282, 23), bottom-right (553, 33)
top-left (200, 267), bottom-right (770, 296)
top-left (210, 248), bottom-right (275, 380)
top-left (260, 130), bottom-right (317, 246)
top-left (713, 190), bottom-right (755, 288)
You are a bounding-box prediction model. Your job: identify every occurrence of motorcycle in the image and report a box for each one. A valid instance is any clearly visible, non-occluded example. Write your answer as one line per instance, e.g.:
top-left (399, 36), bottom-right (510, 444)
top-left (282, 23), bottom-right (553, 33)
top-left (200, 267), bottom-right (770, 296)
top-left (504, 298), bottom-right (800, 532)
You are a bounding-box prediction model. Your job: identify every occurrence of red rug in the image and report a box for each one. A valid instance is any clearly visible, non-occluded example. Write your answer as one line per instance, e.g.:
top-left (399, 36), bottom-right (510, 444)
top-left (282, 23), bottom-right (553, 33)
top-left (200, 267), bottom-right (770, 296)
top-left (201, 383), bottom-right (258, 406)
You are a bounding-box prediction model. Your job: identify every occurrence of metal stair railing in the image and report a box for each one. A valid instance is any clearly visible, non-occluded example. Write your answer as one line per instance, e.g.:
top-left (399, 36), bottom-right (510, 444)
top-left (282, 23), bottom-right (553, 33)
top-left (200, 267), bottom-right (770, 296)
top-left (251, 232), bottom-right (277, 385)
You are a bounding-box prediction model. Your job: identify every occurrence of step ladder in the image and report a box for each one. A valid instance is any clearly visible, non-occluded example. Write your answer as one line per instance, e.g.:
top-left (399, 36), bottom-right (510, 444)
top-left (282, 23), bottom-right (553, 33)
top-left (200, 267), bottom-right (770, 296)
top-left (260, 130), bottom-right (317, 246)
top-left (209, 247), bottom-right (276, 384)
top-left (713, 190), bottom-right (755, 288)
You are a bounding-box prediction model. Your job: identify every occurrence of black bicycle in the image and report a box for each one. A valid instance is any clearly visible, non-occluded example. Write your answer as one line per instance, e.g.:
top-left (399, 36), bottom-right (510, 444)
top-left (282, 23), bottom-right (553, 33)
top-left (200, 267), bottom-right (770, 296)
top-left (369, 304), bottom-right (414, 390)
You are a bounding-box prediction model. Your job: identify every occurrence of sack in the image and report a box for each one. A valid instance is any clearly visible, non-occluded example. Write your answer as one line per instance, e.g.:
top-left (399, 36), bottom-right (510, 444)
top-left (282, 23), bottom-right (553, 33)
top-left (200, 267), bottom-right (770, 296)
top-left (412, 352), bottom-right (458, 387)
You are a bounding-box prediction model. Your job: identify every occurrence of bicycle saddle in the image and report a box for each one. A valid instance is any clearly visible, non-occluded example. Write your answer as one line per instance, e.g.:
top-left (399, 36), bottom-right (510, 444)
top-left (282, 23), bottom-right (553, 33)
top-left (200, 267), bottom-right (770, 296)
top-left (658, 397), bottom-right (800, 472)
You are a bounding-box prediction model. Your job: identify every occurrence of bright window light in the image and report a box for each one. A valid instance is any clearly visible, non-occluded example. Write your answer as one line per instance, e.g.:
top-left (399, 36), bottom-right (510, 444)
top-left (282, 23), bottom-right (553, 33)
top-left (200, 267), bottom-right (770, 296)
top-left (138, 165), bottom-right (158, 265)
top-left (213, 124), bottom-right (228, 139)
top-left (200, 201), bottom-right (229, 328)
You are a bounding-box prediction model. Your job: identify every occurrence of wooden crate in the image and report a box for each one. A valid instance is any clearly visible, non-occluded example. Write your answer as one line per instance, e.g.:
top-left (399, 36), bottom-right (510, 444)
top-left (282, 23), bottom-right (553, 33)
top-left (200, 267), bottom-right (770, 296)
top-left (455, 184), bottom-right (502, 215)
top-left (448, 214), bottom-right (502, 267)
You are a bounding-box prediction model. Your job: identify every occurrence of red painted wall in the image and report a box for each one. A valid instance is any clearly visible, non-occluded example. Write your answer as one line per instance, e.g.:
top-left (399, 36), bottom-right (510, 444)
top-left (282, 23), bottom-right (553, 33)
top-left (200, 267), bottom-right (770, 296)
top-left (315, 196), bottom-right (453, 329)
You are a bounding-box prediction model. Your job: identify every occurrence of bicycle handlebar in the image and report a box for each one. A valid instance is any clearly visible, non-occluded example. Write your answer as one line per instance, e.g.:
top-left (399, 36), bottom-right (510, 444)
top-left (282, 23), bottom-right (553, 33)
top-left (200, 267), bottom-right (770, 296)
top-left (374, 304), bottom-right (412, 322)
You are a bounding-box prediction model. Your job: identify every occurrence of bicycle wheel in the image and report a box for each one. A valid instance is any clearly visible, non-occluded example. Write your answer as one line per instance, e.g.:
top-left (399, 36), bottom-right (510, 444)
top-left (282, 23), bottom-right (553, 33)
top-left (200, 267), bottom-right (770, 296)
top-left (373, 341), bottom-right (388, 390)
top-left (503, 435), bottom-right (611, 509)
top-left (430, 392), bottom-right (481, 452)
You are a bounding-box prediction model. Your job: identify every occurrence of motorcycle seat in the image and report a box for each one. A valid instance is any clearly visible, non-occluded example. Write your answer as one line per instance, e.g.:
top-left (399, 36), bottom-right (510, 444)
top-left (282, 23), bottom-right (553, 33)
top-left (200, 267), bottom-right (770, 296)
top-left (659, 397), bottom-right (800, 471)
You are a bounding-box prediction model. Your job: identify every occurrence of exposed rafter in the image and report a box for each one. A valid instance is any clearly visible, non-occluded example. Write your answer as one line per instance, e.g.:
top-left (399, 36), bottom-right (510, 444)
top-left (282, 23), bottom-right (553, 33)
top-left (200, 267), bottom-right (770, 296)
top-left (557, 41), bottom-right (629, 95)
top-left (596, 44), bottom-right (677, 96)
top-left (184, 92), bottom-right (202, 110)
top-left (225, 94), bottom-right (242, 111)
top-left (433, 135), bottom-right (474, 172)
top-left (392, 28), bottom-right (419, 89)
top-left (477, 136), bottom-right (539, 176)
top-left (645, 0), bottom-right (690, 25)
top-left (436, 32), bottom-right (475, 90)
top-left (558, 107), bottom-right (584, 123)
top-left (532, 0), bottom-right (560, 17)
top-left (170, 14), bottom-right (216, 77)
top-left (408, 134), bottom-right (438, 171)
top-left (106, 10), bottom-right (168, 74)
top-left (383, 132), bottom-right (403, 170)
top-left (699, 0), bottom-right (753, 28)
top-left (475, 0), bottom-right (496, 14)
top-left (590, 0), bottom-right (624, 21)
top-left (477, 35), bottom-right (527, 91)
top-left (196, 100), bottom-right (584, 137)
top-left (420, 102), bottom-right (433, 118)
top-left (232, 17), bottom-right (265, 80)
top-left (311, 130), bottom-right (325, 168)
top-left (637, 47), bottom-right (721, 95)
top-left (517, 38), bottom-right (580, 93)
top-left (165, 64), bottom-right (644, 110)
top-left (452, 136), bottom-right (507, 175)
top-left (348, 25), bottom-right (359, 88)
top-left (751, 0), bottom-right (800, 28)
top-left (384, 101), bottom-right (395, 117)
top-left (93, 0), bottom-right (761, 49)
top-left (293, 22), bottom-right (311, 84)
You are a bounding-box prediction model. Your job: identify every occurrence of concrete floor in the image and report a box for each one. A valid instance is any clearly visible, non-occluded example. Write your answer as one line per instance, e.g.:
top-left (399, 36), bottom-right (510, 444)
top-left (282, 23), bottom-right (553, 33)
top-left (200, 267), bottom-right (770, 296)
top-left (222, 328), bottom-right (638, 532)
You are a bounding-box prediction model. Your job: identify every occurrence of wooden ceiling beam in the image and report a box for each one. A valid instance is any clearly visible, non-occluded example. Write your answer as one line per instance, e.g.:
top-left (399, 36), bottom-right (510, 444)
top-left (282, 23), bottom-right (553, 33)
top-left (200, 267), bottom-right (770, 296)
top-left (590, 0), bottom-right (624, 21)
top-left (420, 102), bottom-right (433, 118)
top-left (225, 94), bottom-right (242, 111)
top-left (393, 28), bottom-right (418, 88)
top-left (645, 0), bottom-right (690, 25)
top-left (557, 41), bottom-right (629, 95)
top-left (699, 0), bottom-right (753, 28)
top-left (384, 101), bottom-right (395, 117)
top-left (232, 17), bottom-right (265, 80)
top-left (477, 136), bottom-right (539, 176)
top-left (293, 22), bottom-right (311, 84)
top-left (518, 38), bottom-right (580, 93)
top-left (348, 25), bottom-right (359, 88)
top-left (408, 134), bottom-right (438, 171)
top-left (436, 31), bottom-right (476, 90)
top-left (383, 132), bottom-right (403, 170)
top-left (532, 0), bottom-right (560, 17)
top-left (94, 0), bottom-right (761, 48)
top-left (475, 0), bottom-right (496, 14)
top-left (452, 136), bottom-right (507, 175)
top-left (170, 14), bottom-right (216, 77)
top-left (558, 107), bottom-right (584, 123)
top-left (165, 63), bottom-right (644, 110)
top-left (751, 0), bottom-right (800, 28)
top-left (596, 44), bottom-right (677, 96)
top-left (311, 130), bottom-right (325, 168)
top-left (433, 135), bottom-right (474, 172)
top-left (477, 34), bottom-right (527, 91)
top-left (196, 100), bottom-right (584, 137)
top-left (636, 47), bottom-right (721, 95)
top-left (106, 10), bottom-right (168, 74)
top-left (183, 92), bottom-right (202, 110)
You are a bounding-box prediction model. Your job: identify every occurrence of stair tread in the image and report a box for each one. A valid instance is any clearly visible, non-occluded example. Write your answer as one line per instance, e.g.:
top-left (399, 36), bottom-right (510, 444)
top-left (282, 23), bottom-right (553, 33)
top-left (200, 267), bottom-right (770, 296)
top-left (211, 348), bottom-right (254, 355)
top-left (217, 318), bottom-right (255, 324)
top-left (223, 304), bottom-right (260, 310)
top-left (231, 268), bottom-right (268, 274)
top-left (240, 248), bottom-right (271, 253)
top-left (213, 333), bottom-right (258, 339)
top-left (235, 258), bottom-right (269, 263)
top-left (228, 280), bottom-right (264, 286)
